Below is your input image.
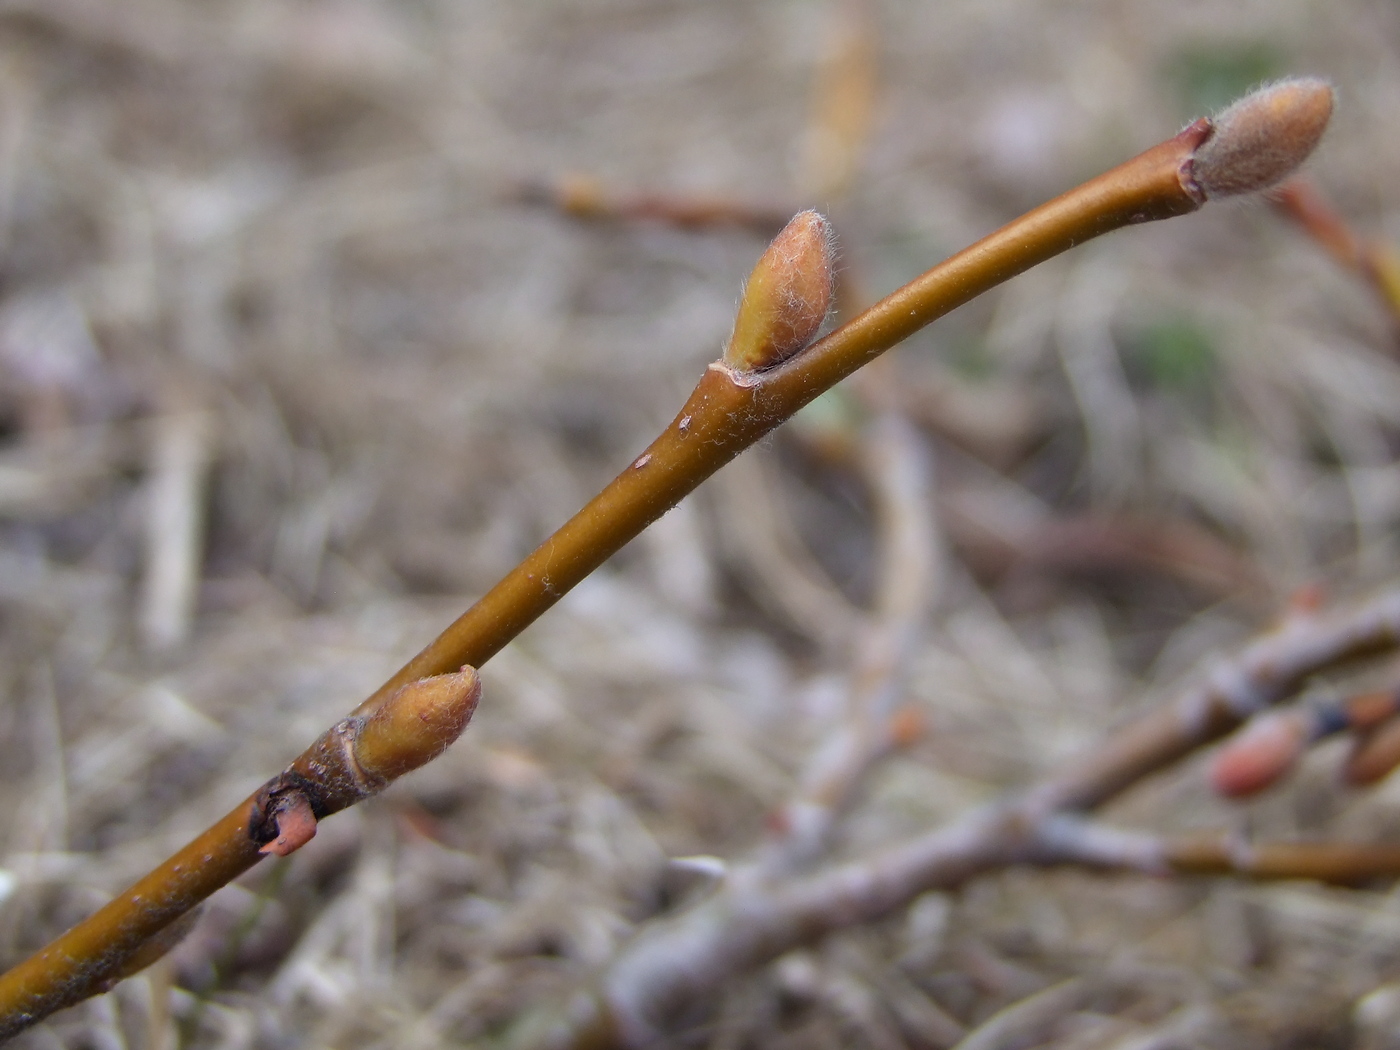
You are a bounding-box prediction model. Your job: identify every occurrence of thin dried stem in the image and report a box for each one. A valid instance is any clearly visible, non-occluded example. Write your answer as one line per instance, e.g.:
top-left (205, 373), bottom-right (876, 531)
top-left (798, 0), bottom-right (879, 203)
top-left (511, 174), bottom-right (792, 235)
top-left (1028, 816), bottom-right (1400, 886)
top-left (771, 411), bottom-right (939, 863)
top-left (1272, 176), bottom-right (1400, 325)
top-left (139, 405), bottom-right (214, 653)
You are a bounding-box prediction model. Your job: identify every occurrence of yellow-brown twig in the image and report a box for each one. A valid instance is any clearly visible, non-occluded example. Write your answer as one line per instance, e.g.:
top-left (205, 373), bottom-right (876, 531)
top-left (0, 669), bottom-right (479, 1038)
top-left (0, 79), bottom-right (1334, 1038)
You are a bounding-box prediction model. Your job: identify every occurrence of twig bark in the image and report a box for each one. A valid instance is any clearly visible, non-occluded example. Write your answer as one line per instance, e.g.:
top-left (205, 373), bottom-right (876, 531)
top-left (0, 669), bottom-right (479, 1038)
top-left (1027, 815), bottom-right (1400, 886)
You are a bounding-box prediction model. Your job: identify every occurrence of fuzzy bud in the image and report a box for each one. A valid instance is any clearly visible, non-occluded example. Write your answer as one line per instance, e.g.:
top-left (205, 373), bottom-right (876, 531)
top-left (722, 210), bottom-right (836, 373)
top-left (1189, 78), bottom-right (1334, 200)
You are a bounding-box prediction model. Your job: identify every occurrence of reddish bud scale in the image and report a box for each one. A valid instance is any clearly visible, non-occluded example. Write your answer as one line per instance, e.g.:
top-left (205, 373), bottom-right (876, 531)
top-left (258, 793), bottom-right (319, 856)
top-left (722, 210), bottom-right (836, 373)
top-left (1210, 711), bottom-right (1310, 798)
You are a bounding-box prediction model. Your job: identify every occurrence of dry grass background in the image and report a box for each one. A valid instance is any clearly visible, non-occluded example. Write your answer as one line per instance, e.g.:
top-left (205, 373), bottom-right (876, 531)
top-left (3, 0), bottom-right (1400, 1047)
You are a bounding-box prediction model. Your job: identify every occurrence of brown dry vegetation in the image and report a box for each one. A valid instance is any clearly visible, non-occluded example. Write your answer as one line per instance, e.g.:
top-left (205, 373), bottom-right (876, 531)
top-left (4, 1), bottom-right (1400, 1047)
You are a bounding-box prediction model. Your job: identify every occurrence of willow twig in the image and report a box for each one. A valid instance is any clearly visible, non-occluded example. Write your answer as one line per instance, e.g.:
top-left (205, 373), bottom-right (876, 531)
top-left (0, 79), bottom-right (1334, 1038)
top-left (1028, 816), bottom-right (1400, 887)
top-left (0, 669), bottom-right (479, 1038)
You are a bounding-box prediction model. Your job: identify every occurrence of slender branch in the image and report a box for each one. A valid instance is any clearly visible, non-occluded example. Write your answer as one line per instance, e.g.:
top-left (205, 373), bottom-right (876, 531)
top-left (0, 669), bottom-right (479, 1039)
top-left (771, 410), bottom-right (939, 863)
top-left (1029, 816), bottom-right (1400, 887)
top-left (0, 79), bottom-right (1333, 1038)
top-left (516, 585), bottom-right (1400, 1048)
top-left (1272, 177), bottom-right (1400, 325)
top-left (359, 115), bottom-right (1215, 710)
top-left (1163, 833), bottom-right (1400, 885)
top-left (510, 174), bottom-right (792, 235)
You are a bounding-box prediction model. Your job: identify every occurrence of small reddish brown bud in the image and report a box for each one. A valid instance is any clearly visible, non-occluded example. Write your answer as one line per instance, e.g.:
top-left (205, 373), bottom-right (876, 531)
top-left (1345, 715), bottom-right (1400, 786)
top-left (1210, 711), bottom-right (1310, 798)
top-left (1190, 78), bottom-right (1334, 200)
top-left (722, 210), bottom-right (836, 373)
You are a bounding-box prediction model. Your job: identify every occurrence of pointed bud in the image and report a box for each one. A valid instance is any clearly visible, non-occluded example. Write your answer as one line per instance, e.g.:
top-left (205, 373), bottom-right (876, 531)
top-left (354, 666), bottom-right (481, 782)
top-left (722, 210), bottom-right (836, 373)
top-left (1189, 78), bottom-right (1334, 200)
top-left (1209, 710), bottom-right (1310, 798)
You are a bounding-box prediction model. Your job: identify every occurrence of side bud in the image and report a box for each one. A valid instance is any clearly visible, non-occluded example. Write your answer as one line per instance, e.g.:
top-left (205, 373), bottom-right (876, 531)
top-left (249, 667), bottom-right (481, 857)
top-left (1189, 78), bottom-right (1334, 200)
top-left (722, 210), bottom-right (836, 373)
top-left (354, 666), bottom-right (482, 783)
